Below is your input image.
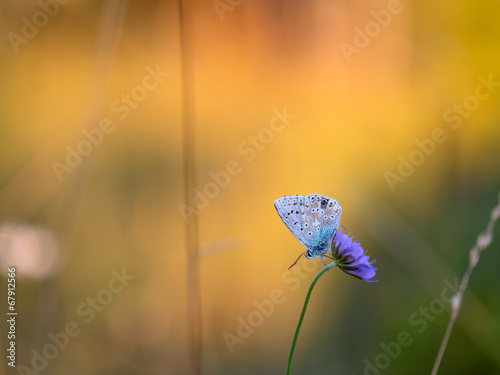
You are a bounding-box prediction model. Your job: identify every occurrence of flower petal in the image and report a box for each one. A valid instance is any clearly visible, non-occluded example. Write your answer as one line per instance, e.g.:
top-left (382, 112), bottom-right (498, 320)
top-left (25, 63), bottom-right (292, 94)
top-left (331, 228), bottom-right (378, 282)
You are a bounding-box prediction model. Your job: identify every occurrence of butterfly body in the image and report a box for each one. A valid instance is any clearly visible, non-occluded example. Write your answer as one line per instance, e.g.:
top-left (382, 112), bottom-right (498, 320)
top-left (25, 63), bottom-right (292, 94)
top-left (274, 193), bottom-right (342, 264)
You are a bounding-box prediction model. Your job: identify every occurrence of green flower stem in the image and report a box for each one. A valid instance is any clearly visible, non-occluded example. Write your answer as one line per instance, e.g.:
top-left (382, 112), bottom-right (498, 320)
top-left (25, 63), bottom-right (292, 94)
top-left (286, 261), bottom-right (337, 375)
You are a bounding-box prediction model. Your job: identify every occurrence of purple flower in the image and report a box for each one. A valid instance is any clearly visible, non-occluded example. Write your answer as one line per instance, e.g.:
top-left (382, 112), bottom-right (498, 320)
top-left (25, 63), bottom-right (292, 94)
top-left (330, 227), bottom-right (378, 282)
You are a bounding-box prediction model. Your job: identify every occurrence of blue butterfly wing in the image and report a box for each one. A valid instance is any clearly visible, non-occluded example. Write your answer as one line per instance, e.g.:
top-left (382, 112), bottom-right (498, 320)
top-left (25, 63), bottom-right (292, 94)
top-left (274, 193), bottom-right (342, 252)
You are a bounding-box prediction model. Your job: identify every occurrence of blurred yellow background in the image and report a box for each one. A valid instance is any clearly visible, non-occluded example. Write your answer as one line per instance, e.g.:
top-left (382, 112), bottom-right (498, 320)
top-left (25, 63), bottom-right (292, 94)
top-left (1, 0), bottom-right (500, 374)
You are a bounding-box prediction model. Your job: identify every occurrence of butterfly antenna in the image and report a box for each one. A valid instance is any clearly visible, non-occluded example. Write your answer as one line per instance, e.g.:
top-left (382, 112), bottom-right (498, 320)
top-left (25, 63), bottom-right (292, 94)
top-left (288, 252), bottom-right (306, 270)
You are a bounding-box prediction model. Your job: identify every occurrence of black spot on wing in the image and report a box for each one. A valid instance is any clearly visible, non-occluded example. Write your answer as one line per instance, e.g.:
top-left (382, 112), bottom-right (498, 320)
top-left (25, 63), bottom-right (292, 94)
top-left (320, 198), bottom-right (328, 209)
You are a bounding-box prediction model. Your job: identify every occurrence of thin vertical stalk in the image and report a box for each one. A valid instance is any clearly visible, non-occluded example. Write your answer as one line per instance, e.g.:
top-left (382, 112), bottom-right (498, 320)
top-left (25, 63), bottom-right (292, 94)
top-left (178, 1), bottom-right (201, 374)
top-left (431, 191), bottom-right (500, 375)
top-left (286, 262), bottom-right (337, 375)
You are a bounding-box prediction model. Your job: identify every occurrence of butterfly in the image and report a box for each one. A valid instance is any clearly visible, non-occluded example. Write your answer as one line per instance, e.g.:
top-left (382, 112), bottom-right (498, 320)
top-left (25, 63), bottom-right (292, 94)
top-left (274, 193), bottom-right (342, 268)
